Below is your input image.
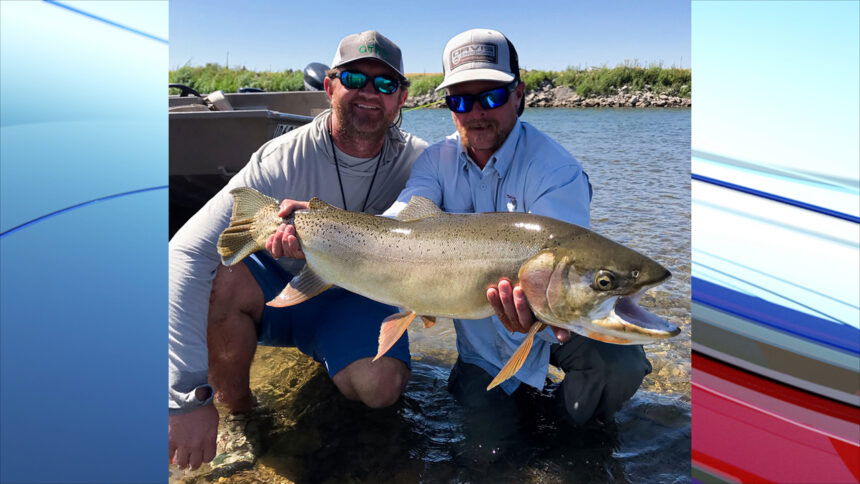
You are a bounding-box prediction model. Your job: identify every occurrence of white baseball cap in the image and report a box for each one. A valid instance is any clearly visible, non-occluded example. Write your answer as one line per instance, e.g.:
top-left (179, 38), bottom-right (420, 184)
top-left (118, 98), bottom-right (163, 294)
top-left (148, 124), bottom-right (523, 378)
top-left (436, 29), bottom-right (520, 91)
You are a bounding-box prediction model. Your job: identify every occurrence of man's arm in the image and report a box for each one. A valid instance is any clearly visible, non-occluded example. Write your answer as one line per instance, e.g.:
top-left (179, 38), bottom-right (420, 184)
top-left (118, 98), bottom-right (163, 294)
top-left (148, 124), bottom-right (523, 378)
top-left (167, 196), bottom-right (231, 469)
top-left (382, 147), bottom-right (444, 217)
top-left (168, 143), bottom-right (280, 468)
top-left (168, 390), bottom-right (218, 469)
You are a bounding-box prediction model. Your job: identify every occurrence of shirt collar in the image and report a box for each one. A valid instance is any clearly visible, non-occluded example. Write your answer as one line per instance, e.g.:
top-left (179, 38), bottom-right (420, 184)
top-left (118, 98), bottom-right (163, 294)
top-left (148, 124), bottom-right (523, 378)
top-left (457, 119), bottom-right (523, 177)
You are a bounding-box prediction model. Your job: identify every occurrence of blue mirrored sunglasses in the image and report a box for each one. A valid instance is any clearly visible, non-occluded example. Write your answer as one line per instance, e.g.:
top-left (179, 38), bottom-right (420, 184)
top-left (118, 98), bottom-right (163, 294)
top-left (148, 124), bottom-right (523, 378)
top-left (337, 70), bottom-right (400, 94)
top-left (445, 82), bottom-right (517, 113)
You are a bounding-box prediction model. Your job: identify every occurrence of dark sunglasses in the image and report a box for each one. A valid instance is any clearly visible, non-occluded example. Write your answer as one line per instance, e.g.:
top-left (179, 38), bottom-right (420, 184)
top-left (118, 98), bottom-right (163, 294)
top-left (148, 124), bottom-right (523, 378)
top-left (445, 82), bottom-right (517, 113)
top-left (335, 70), bottom-right (400, 94)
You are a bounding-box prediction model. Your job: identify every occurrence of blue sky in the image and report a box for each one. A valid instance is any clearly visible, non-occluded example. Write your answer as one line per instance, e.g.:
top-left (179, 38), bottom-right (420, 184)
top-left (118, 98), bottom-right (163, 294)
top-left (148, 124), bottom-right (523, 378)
top-left (169, 0), bottom-right (690, 72)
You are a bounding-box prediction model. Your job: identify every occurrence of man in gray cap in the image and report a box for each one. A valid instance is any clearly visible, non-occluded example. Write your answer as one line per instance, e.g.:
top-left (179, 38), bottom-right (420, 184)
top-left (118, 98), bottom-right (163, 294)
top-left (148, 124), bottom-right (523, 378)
top-left (384, 29), bottom-right (652, 430)
top-left (168, 30), bottom-right (427, 472)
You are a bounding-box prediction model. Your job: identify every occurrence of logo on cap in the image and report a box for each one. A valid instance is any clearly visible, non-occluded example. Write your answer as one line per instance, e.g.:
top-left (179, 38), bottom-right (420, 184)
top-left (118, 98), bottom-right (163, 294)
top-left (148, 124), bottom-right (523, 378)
top-left (358, 43), bottom-right (388, 58)
top-left (450, 43), bottom-right (497, 69)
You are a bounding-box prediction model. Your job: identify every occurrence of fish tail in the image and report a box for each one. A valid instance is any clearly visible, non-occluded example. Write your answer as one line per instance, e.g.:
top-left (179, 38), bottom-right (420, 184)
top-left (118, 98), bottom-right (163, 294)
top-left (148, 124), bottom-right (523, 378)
top-left (217, 187), bottom-right (279, 266)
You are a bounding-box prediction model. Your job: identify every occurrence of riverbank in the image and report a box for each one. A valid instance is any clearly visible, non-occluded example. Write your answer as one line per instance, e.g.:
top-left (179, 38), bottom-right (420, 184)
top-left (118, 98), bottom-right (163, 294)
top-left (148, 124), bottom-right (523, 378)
top-left (169, 64), bottom-right (692, 108)
top-left (406, 84), bottom-right (691, 109)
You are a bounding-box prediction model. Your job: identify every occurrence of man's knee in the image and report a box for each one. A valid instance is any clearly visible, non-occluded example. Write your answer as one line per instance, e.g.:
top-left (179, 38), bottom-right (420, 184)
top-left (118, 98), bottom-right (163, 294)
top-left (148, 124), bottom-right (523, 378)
top-left (209, 263), bottom-right (264, 324)
top-left (333, 357), bottom-right (409, 408)
top-left (359, 358), bottom-right (410, 408)
top-left (555, 342), bottom-right (650, 424)
top-left (207, 264), bottom-right (263, 371)
top-left (600, 345), bottom-right (651, 394)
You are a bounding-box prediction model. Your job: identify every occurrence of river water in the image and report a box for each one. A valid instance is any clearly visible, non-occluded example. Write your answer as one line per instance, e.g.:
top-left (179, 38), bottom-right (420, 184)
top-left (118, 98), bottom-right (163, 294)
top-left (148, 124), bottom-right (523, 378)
top-left (172, 108), bottom-right (691, 483)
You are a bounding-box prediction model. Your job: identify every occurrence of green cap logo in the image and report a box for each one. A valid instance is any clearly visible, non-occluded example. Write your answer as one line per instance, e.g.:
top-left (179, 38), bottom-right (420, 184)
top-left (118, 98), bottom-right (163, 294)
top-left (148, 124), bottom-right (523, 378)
top-left (358, 43), bottom-right (388, 59)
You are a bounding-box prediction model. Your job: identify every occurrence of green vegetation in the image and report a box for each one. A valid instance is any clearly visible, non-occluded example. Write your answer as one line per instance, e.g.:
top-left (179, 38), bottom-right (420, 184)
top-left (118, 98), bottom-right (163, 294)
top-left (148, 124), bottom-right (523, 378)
top-left (169, 63), bottom-right (690, 98)
top-left (169, 64), bottom-right (304, 95)
top-left (404, 73), bottom-right (444, 96)
top-left (407, 64), bottom-right (690, 98)
top-left (552, 64), bottom-right (691, 97)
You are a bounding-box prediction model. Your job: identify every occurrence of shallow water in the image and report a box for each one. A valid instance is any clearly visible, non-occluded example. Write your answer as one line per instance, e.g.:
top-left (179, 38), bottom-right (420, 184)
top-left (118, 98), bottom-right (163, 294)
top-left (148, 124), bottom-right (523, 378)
top-left (172, 108), bottom-right (691, 483)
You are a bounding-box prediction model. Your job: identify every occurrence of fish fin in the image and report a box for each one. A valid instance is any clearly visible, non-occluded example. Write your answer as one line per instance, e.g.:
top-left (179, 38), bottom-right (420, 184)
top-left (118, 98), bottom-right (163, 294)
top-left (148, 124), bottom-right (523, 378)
top-left (487, 322), bottom-right (547, 391)
top-left (308, 197), bottom-right (338, 211)
top-left (586, 331), bottom-right (633, 345)
top-left (228, 187), bottom-right (279, 219)
top-left (217, 187), bottom-right (279, 266)
top-left (421, 316), bottom-right (436, 328)
top-left (266, 266), bottom-right (332, 307)
top-left (396, 196), bottom-right (443, 221)
top-left (374, 311), bottom-right (416, 361)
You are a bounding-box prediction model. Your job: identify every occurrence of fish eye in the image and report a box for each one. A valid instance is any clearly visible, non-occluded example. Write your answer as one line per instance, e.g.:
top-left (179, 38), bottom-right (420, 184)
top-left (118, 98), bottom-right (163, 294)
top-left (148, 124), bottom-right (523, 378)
top-left (593, 270), bottom-right (617, 291)
top-left (632, 270), bottom-right (640, 279)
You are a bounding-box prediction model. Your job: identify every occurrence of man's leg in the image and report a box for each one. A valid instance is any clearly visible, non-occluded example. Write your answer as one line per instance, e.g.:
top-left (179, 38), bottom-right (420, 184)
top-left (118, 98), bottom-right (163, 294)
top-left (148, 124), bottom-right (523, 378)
top-left (299, 287), bottom-right (412, 409)
top-left (234, 251), bottom-right (412, 409)
top-left (206, 262), bottom-right (267, 472)
top-left (550, 336), bottom-right (652, 426)
top-left (447, 358), bottom-right (516, 410)
top-left (332, 356), bottom-right (410, 408)
top-left (207, 263), bottom-right (264, 413)
top-left (446, 358), bottom-right (521, 462)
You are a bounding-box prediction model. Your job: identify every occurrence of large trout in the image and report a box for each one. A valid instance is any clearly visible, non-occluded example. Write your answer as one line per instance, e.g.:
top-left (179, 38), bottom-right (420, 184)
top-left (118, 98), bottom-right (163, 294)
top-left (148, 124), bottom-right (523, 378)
top-left (217, 187), bottom-right (680, 389)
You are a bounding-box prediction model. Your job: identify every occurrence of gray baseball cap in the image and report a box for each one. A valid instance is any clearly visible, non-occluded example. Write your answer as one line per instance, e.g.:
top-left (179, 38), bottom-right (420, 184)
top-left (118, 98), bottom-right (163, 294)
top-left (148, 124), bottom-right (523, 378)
top-left (331, 30), bottom-right (406, 80)
top-left (436, 29), bottom-right (520, 91)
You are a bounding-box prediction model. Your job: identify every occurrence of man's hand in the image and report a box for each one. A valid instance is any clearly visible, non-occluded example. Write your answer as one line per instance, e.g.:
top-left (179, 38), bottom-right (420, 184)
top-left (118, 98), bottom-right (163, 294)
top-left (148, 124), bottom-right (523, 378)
top-left (168, 404), bottom-right (219, 470)
top-left (487, 278), bottom-right (571, 343)
top-left (265, 199), bottom-right (310, 259)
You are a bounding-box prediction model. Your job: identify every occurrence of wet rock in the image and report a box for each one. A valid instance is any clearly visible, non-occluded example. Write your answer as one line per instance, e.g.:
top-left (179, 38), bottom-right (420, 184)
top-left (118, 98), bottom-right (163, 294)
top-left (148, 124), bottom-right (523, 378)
top-left (403, 91), bottom-right (444, 109)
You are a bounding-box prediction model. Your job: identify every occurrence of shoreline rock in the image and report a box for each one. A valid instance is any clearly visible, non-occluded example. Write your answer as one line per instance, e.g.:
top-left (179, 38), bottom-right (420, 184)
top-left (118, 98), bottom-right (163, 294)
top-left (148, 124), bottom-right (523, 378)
top-left (405, 84), bottom-right (691, 109)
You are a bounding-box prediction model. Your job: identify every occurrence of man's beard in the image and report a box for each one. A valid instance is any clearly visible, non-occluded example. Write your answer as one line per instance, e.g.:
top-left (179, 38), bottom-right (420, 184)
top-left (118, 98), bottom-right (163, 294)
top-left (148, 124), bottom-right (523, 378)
top-left (457, 119), bottom-right (506, 154)
top-left (332, 101), bottom-right (393, 142)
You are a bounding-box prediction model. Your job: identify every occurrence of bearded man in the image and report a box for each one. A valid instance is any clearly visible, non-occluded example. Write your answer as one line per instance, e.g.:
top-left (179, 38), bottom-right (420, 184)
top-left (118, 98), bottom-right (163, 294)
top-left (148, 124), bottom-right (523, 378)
top-left (384, 29), bottom-right (652, 430)
top-left (168, 31), bottom-right (427, 471)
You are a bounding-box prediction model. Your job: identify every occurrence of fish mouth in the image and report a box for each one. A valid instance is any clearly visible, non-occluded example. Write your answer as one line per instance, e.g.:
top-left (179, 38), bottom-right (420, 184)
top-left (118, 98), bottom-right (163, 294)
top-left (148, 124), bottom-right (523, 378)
top-left (612, 294), bottom-right (680, 337)
top-left (582, 292), bottom-right (681, 344)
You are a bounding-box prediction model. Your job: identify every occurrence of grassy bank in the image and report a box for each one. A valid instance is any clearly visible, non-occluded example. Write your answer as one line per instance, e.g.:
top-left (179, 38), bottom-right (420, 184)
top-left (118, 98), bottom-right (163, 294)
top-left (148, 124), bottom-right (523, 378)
top-left (169, 63), bottom-right (690, 98)
top-left (169, 64), bottom-right (304, 93)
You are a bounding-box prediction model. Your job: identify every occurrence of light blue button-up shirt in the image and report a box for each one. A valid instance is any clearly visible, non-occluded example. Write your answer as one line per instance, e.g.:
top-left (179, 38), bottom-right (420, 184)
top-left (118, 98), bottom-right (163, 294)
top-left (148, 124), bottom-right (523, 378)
top-left (384, 119), bottom-right (592, 394)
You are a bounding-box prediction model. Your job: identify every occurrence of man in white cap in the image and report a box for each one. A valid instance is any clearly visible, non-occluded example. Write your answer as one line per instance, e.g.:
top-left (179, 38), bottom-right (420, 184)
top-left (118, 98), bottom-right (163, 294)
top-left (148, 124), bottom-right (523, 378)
top-left (168, 30), bottom-right (427, 472)
top-left (384, 29), bottom-right (652, 428)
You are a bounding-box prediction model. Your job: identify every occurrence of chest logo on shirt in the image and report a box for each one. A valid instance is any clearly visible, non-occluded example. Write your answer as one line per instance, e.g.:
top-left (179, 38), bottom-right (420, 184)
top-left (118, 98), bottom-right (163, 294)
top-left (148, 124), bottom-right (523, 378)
top-left (506, 194), bottom-right (518, 212)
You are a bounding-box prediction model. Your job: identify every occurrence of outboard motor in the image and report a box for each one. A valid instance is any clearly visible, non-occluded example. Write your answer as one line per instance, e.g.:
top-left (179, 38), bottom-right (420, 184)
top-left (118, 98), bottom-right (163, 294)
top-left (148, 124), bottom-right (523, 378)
top-left (303, 62), bottom-right (329, 91)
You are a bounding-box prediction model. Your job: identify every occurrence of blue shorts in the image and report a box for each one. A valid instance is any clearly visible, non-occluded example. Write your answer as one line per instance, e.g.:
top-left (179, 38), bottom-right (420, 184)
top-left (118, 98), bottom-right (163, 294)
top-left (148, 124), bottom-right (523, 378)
top-left (242, 252), bottom-right (411, 377)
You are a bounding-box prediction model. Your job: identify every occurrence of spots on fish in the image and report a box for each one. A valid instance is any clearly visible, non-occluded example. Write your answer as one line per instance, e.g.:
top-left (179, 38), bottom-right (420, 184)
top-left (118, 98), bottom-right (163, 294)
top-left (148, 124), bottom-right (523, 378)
top-left (293, 210), bottom-right (584, 264)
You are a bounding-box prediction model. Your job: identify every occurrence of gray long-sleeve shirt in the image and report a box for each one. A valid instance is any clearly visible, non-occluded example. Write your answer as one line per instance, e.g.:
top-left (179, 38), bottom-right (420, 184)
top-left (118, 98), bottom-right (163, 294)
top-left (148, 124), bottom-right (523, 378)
top-left (168, 110), bottom-right (427, 414)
